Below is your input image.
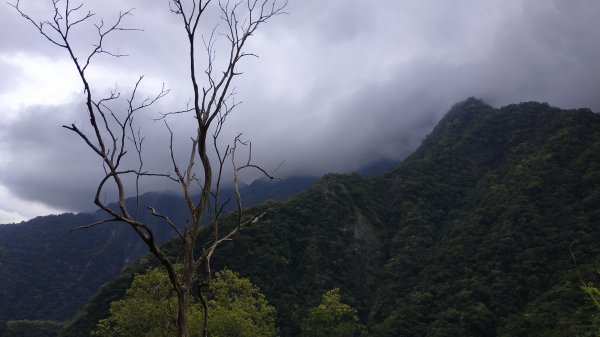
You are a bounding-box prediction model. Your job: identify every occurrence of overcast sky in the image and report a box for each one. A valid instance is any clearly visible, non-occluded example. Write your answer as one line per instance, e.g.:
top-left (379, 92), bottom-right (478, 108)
top-left (1, 0), bottom-right (600, 223)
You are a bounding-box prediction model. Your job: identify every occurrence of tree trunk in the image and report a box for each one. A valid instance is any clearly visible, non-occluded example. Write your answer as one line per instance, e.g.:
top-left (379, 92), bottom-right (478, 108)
top-left (176, 288), bottom-right (190, 337)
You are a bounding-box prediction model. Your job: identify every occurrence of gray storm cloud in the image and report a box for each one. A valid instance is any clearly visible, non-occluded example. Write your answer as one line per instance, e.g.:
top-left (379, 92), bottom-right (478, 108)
top-left (0, 103), bottom-right (105, 211)
top-left (1, 0), bottom-right (600, 217)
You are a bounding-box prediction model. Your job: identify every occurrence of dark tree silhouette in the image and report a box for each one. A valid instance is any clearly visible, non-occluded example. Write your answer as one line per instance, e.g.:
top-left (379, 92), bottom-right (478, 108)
top-left (10, 0), bottom-right (287, 336)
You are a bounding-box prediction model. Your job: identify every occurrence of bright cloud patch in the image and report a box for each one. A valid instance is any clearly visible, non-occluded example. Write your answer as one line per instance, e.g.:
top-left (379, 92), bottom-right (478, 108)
top-left (0, 53), bottom-right (80, 116)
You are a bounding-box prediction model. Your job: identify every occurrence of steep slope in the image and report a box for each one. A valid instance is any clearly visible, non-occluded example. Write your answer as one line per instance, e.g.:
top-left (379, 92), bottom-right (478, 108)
top-left (58, 98), bottom-right (600, 337)
top-left (371, 99), bottom-right (600, 336)
top-left (0, 176), bottom-right (318, 322)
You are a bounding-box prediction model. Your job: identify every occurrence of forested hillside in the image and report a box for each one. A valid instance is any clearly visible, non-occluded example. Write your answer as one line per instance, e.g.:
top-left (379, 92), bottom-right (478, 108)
top-left (369, 99), bottom-right (600, 336)
top-left (59, 98), bottom-right (600, 337)
top-left (0, 177), bottom-right (318, 322)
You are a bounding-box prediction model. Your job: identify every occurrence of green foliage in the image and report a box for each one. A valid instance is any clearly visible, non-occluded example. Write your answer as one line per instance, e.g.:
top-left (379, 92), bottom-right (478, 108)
top-left (208, 269), bottom-right (279, 337)
top-left (92, 267), bottom-right (278, 337)
top-left (93, 267), bottom-right (204, 337)
top-left (301, 288), bottom-right (365, 337)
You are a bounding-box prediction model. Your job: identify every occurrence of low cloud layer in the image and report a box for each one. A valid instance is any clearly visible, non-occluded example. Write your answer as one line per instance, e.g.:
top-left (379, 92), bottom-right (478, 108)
top-left (1, 0), bottom-right (600, 221)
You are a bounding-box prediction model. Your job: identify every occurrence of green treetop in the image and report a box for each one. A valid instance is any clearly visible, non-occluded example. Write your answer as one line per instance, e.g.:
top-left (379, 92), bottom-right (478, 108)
top-left (301, 288), bottom-right (365, 337)
top-left (93, 267), bottom-right (278, 337)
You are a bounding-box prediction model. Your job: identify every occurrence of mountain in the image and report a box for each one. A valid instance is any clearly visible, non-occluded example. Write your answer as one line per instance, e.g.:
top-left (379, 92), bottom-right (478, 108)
top-left (60, 98), bottom-right (600, 337)
top-left (369, 99), bottom-right (600, 336)
top-left (4, 98), bottom-right (600, 337)
top-left (0, 176), bottom-right (318, 322)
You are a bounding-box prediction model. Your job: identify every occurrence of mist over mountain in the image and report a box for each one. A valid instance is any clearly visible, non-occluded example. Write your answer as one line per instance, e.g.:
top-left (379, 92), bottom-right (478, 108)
top-left (42, 98), bottom-right (600, 337)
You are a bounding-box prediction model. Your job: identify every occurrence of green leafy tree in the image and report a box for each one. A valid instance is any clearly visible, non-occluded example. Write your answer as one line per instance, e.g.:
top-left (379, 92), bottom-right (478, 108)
top-left (93, 267), bottom-right (204, 337)
top-left (301, 288), bottom-right (365, 337)
top-left (208, 269), bottom-right (279, 337)
top-left (93, 268), bottom-right (278, 337)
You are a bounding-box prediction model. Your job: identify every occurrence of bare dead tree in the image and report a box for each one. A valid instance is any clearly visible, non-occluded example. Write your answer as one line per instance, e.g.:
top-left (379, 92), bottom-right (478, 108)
top-left (10, 0), bottom-right (287, 336)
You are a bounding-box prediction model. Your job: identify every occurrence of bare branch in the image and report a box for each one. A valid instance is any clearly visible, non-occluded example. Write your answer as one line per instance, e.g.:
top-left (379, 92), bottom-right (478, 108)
top-left (8, 0), bottom-right (68, 48)
top-left (147, 206), bottom-right (184, 239)
top-left (70, 217), bottom-right (121, 231)
top-left (83, 9), bottom-right (141, 72)
top-left (205, 210), bottom-right (268, 265)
